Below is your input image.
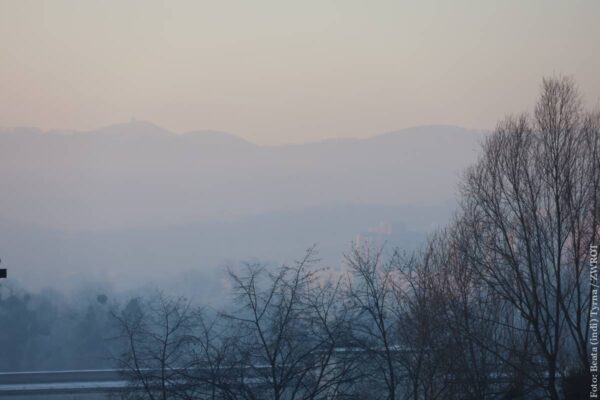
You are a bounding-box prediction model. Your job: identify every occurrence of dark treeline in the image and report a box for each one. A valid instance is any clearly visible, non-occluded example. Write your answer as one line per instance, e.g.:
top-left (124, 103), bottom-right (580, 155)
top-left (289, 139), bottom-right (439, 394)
top-left (0, 286), bottom-right (115, 371)
top-left (111, 77), bottom-right (599, 400)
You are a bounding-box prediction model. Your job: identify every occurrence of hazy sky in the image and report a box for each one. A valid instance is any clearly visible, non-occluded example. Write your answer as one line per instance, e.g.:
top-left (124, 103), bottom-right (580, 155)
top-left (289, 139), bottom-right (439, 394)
top-left (1, 0), bottom-right (599, 144)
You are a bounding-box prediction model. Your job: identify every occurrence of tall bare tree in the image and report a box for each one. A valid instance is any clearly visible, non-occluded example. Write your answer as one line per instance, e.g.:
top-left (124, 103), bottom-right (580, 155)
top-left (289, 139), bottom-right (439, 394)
top-left (458, 76), bottom-right (600, 399)
top-left (224, 247), bottom-right (353, 400)
top-left (113, 293), bottom-right (200, 400)
top-left (344, 244), bottom-right (406, 400)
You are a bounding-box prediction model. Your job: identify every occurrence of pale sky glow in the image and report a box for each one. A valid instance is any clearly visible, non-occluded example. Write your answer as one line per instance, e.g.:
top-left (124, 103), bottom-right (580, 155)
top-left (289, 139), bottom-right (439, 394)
top-left (1, 0), bottom-right (599, 144)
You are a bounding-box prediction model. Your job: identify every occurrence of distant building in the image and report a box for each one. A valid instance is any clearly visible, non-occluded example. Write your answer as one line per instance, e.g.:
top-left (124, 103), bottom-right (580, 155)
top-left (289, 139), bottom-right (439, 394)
top-left (355, 222), bottom-right (394, 249)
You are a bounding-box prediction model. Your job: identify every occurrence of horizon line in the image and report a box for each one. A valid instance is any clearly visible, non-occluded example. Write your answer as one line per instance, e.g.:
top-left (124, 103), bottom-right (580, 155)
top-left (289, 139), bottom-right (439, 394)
top-left (0, 120), bottom-right (488, 147)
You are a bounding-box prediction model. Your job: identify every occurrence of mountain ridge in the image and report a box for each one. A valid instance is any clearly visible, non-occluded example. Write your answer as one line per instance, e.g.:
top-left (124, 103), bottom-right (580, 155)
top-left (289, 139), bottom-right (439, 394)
top-left (0, 123), bottom-right (485, 231)
top-left (0, 123), bottom-right (485, 292)
top-left (0, 120), bottom-right (483, 147)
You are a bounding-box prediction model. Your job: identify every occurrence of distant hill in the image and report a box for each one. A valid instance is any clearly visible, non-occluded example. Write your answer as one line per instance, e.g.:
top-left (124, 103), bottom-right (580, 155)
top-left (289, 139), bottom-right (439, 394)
top-left (0, 122), bottom-right (484, 230)
top-left (0, 122), bottom-right (486, 293)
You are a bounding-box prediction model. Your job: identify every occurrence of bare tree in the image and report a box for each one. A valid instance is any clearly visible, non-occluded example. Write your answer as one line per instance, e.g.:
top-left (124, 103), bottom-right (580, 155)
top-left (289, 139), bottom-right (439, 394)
top-left (112, 293), bottom-right (200, 400)
top-left (344, 243), bottom-right (406, 400)
top-left (181, 311), bottom-right (242, 400)
top-left (458, 76), bottom-right (600, 399)
top-left (394, 240), bottom-right (449, 400)
top-left (224, 247), bottom-right (352, 400)
top-left (421, 227), bottom-right (541, 399)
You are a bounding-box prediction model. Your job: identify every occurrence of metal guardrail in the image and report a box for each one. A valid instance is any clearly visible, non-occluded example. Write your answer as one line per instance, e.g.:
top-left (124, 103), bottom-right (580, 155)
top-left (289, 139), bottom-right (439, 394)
top-left (0, 369), bottom-right (127, 396)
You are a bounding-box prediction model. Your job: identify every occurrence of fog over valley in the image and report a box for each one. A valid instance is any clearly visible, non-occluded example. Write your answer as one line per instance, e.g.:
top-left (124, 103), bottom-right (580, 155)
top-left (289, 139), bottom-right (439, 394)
top-left (0, 122), bottom-right (483, 294)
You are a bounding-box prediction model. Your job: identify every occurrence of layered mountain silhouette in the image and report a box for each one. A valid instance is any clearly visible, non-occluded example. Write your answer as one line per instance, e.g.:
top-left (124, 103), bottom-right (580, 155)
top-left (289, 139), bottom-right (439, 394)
top-left (0, 122), bottom-right (485, 292)
top-left (0, 121), bottom-right (483, 229)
